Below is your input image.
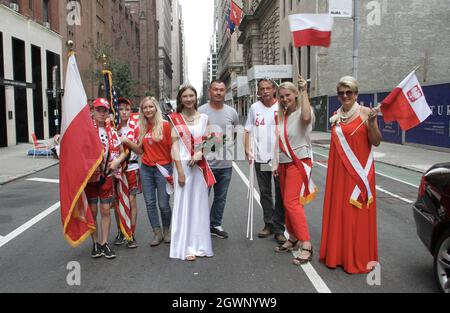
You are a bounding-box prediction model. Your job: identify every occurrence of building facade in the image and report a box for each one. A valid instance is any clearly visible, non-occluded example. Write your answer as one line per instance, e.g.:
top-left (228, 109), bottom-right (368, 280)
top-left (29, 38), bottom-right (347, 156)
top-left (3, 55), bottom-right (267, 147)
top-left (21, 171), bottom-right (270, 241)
top-left (0, 0), bottom-right (62, 147)
top-left (238, 0), bottom-right (280, 71)
top-left (216, 0), bottom-right (244, 92)
top-left (126, 0), bottom-right (160, 100)
top-left (171, 0), bottom-right (185, 98)
top-left (156, 0), bottom-right (173, 101)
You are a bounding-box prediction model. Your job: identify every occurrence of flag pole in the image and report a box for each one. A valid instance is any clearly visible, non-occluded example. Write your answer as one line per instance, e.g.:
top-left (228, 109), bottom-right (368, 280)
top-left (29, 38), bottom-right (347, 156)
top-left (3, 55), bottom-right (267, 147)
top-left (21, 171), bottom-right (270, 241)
top-left (350, 64), bottom-right (422, 137)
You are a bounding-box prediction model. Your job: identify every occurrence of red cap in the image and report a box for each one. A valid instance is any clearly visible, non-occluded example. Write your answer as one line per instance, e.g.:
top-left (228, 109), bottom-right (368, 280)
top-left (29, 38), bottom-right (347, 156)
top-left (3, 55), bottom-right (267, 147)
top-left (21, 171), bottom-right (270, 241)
top-left (93, 98), bottom-right (110, 109)
top-left (118, 97), bottom-right (132, 107)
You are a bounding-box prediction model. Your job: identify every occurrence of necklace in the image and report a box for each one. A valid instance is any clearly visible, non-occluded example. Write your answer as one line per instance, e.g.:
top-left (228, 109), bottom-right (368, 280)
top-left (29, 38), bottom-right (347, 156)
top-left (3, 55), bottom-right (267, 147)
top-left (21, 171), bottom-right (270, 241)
top-left (330, 102), bottom-right (360, 125)
top-left (182, 112), bottom-right (196, 123)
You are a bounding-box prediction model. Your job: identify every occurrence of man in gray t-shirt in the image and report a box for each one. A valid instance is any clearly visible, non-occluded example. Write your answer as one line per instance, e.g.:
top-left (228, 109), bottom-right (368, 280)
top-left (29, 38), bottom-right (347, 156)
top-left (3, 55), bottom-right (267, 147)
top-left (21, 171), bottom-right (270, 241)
top-left (198, 80), bottom-right (239, 239)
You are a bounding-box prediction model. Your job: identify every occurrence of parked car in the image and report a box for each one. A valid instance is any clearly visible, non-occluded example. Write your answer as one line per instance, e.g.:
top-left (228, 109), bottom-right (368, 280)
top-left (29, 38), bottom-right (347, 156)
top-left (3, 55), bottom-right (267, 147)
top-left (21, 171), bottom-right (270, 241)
top-left (413, 162), bottom-right (450, 293)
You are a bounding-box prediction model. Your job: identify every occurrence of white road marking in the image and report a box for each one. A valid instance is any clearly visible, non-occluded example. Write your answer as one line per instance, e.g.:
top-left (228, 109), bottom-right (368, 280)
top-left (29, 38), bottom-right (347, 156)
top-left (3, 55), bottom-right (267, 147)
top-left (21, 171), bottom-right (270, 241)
top-left (232, 162), bottom-right (332, 294)
top-left (375, 186), bottom-right (414, 204)
top-left (27, 178), bottom-right (60, 184)
top-left (0, 202), bottom-right (60, 249)
top-left (314, 158), bottom-right (414, 205)
top-left (314, 151), bottom-right (419, 188)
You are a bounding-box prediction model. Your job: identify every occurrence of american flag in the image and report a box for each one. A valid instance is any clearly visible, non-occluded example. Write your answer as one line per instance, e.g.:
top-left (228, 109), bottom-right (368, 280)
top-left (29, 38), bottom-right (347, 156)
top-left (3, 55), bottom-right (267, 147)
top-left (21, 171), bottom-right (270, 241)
top-left (103, 70), bottom-right (120, 129)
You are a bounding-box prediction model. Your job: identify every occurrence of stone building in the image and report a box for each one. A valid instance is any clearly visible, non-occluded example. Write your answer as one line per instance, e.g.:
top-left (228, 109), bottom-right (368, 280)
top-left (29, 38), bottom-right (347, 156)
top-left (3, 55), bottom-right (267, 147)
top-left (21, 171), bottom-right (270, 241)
top-left (156, 0), bottom-right (173, 101)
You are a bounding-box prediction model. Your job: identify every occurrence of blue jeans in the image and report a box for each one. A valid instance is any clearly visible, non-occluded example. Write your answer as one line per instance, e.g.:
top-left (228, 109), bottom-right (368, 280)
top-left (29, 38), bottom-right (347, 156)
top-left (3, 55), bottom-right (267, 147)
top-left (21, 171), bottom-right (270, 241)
top-left (140, 163), bottom-right (172, 229)
top-left (209, 167), bottom-right (233, 228)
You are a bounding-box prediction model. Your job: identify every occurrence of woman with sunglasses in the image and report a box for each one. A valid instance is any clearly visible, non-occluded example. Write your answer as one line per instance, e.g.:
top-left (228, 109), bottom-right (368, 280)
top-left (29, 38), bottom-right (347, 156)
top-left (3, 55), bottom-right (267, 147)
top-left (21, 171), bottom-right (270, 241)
top-left (319, 76), bottom-right (382, 274)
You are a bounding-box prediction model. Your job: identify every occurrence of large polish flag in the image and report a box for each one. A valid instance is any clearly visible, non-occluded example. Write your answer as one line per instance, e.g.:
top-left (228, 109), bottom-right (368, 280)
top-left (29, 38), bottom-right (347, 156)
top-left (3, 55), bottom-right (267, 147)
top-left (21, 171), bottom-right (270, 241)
top-left (381, 71), bottom-right (432, 131)
top-left (60, 54), bottom-right (103, 247)
top-left (288, 14), bottom-right (334, 48)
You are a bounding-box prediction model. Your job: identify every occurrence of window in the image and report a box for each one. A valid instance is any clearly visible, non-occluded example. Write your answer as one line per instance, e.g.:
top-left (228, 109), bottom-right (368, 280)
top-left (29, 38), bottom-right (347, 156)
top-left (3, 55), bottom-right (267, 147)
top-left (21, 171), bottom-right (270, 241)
top-left (43, 0), bottom-right (50, 23)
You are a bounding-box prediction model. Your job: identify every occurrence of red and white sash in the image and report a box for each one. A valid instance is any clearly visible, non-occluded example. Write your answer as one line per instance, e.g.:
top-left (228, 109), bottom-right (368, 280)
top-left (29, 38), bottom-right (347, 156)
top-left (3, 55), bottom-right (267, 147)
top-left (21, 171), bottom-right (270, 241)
top-left (278, 115), bottom-right (318, 205)
top-left (169, 113), bottom-right (216, 188)
top-left (334, 124), bottom-right (374, 209)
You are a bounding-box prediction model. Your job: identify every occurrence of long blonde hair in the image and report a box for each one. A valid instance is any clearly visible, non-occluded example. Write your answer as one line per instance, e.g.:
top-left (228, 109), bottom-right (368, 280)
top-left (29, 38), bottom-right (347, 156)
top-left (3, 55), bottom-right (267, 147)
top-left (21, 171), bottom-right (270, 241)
top-left (139, 97), bottom-right (164, 143)
top-left (277, 82), bottom-right (301, 124)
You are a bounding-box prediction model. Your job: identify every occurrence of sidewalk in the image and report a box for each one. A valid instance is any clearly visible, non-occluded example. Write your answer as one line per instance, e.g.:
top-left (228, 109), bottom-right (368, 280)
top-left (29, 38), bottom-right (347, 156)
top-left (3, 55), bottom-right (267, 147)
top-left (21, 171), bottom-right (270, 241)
top-left (0, 144), bottom-right (59, 185)
top-left (311, 131), bottom-right (450, 173)
top-left (0, 133), bottom-right (448, 185)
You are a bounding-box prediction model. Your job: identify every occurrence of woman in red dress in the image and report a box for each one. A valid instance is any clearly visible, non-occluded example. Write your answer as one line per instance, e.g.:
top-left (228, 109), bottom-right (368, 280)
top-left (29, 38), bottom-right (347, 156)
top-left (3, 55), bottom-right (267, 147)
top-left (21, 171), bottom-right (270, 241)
top-left (320, 76), bottom-right (382, 274)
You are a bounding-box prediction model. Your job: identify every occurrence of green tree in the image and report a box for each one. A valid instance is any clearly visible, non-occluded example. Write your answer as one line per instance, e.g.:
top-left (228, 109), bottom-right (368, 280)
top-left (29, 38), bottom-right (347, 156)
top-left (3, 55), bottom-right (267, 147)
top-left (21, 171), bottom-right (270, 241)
top-left (84, 39), bottom-right (137, 99)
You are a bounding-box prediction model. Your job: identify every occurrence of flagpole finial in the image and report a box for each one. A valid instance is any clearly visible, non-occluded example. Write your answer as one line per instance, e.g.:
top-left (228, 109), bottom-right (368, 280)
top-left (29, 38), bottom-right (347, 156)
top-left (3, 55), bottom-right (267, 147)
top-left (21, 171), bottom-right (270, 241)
top-left (100, 53), bottom-right (109, 70)
top-left (66, 40), bottom-right (75, 56)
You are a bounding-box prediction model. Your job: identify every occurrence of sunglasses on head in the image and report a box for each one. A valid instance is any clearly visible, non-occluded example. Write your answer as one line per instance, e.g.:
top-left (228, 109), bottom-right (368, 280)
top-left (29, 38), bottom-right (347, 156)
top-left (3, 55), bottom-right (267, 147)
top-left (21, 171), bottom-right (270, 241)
top-left (338, 91), bottom-right (355, 97)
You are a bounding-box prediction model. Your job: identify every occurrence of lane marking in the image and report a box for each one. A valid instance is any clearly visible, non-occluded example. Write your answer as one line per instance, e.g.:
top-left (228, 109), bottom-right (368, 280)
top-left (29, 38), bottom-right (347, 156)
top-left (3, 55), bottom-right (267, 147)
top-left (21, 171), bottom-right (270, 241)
top-left (314, 151), bottom-right (419, 188)
top-left (375, 186), bottom-right (414, 204)
top-left (314, 159), bottom-right (414, 204)
top-left (27, 178), bottom-right (60, 184)
top-left (232, 162), bottom-right (332, 294)
top-left (0, 202), bottom-right (60, 249)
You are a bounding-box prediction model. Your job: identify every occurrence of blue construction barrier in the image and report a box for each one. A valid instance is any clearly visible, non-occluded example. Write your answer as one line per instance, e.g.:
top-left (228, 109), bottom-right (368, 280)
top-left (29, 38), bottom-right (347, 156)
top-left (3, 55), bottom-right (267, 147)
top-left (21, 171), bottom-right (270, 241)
top-left (405, 83), bottom-right (450, 149)
top-left (27, 149), bottom-right (54, 157)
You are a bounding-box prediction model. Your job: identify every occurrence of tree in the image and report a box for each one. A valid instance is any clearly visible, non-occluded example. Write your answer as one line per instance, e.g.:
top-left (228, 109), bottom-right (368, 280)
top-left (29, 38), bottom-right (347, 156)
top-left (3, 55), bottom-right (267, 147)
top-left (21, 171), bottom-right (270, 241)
top-left (83, 39), bottom-right (137, 99)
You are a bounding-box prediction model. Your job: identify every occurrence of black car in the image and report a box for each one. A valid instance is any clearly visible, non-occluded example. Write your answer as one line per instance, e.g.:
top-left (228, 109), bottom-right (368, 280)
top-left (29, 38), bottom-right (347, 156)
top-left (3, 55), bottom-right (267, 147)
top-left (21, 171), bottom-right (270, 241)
top-left (413, 162), bottom-right (450, 293)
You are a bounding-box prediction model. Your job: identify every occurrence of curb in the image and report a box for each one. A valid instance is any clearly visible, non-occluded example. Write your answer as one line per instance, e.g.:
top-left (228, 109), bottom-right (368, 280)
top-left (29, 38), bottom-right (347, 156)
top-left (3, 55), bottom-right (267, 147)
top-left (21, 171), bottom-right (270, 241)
top-left (311, 143), bottom-right (427, 175)
top-left (0, 162), bottom-right (59, 186)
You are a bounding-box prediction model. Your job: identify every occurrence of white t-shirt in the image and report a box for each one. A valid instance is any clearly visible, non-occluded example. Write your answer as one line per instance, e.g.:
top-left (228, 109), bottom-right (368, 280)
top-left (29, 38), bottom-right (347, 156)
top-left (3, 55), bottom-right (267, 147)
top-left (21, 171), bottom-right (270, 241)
top-left (245, 101), bottom-right (279, 163)
top-left (118, 125), bottom-right (140, 172)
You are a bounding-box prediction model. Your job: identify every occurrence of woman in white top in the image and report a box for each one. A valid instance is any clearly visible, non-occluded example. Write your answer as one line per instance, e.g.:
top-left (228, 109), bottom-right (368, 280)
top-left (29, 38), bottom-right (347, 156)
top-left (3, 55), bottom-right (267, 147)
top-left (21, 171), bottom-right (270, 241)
top-left (273, 76), bottom-right (317, 266)
top-left (169, 86), bottom-right (215, 262)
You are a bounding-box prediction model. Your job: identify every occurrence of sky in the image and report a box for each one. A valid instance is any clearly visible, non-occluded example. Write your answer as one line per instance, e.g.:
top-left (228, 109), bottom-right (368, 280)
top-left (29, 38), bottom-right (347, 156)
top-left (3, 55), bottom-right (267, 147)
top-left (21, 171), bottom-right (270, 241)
top-left (179, 0), bottom-right (214, 93)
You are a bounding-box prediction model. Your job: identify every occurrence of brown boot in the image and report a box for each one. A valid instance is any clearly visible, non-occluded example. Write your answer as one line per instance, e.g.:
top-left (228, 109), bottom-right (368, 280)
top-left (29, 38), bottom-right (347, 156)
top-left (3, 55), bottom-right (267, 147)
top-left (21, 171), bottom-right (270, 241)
top-left (163, 227), bottom-right (171, 244)
top-left (150, 228), bottom-right (163, 247)
top-left (258, 224), bottom-right (274, 238)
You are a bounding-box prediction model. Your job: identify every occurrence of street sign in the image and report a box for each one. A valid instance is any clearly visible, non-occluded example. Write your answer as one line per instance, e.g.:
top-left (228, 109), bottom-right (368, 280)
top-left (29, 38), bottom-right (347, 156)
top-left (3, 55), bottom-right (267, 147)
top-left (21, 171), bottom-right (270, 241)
top-left (329, 0), bottom-right (353, 18)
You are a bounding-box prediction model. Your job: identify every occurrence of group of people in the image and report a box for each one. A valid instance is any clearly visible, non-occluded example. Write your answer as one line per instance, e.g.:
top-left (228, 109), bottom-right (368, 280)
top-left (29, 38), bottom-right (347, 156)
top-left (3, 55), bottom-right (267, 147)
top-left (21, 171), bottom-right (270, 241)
top-left (84, 74), bottom-right (382, 274)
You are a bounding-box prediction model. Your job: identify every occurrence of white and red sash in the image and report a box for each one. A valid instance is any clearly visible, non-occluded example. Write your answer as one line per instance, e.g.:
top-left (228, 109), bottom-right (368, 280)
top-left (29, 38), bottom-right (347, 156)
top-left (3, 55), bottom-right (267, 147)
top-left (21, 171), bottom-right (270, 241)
top-left (169, 113), bottom-right (216, 187)
top-left (334, 124), bottom-right (375, 209)
top-left (278, 115), bottom-right (318, 205)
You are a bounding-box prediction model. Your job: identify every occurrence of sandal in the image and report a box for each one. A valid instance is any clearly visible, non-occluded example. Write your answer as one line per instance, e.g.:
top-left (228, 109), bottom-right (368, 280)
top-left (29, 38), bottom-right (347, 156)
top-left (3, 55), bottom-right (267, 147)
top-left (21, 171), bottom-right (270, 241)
top-left (293, 247), bottom-right (313, 266)
top-left (275, 239), bottom-right (299, 253)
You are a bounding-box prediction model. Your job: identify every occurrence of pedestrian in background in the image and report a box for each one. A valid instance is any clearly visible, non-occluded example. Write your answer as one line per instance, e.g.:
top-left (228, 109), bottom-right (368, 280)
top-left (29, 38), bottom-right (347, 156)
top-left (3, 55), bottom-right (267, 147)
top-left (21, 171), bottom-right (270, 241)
top-left (122, 97), bottom-right (173, 247)
top-left (320, 76), bottom-right (381, 274)
top-left (199, 80), bottom-right (239, 239)
top-left (169, 86), bottom-right (216, 262)
top-left (273, 77), bottom-right (317, 265)
top-left (244, 79), bottom-right (287, 244)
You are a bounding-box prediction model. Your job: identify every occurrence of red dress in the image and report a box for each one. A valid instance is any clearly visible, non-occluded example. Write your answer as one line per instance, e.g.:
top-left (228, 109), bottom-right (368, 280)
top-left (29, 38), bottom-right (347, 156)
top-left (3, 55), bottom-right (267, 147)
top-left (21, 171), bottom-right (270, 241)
top-left (319, 116), bottom-right (378, 274)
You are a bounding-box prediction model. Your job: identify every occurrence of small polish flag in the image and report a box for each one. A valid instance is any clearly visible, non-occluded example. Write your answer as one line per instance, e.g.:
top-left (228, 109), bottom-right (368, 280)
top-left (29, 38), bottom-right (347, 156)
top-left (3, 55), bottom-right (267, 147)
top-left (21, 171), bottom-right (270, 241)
top-left (381, 71), bottom-right (432, 131)
top-left (288, 14), bottom-right (334, 48)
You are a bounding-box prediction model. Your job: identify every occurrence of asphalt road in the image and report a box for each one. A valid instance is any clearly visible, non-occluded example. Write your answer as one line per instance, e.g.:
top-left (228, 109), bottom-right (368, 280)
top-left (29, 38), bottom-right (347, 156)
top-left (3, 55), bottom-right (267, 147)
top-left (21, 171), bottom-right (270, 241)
top-left (0, 149), bottom-right (440, 293)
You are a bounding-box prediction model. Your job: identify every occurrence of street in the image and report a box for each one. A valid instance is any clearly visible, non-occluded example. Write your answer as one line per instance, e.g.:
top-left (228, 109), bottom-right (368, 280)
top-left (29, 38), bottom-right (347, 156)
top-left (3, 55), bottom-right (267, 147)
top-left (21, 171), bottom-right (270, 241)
top-left (0, 147), bottom-right (440, 293)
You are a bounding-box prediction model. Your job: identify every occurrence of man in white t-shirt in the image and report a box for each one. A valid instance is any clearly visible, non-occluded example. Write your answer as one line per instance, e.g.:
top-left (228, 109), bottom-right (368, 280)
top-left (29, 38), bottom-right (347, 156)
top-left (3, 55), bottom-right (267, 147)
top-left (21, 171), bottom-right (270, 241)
top-left (244, 79), bottom-right (287, 244)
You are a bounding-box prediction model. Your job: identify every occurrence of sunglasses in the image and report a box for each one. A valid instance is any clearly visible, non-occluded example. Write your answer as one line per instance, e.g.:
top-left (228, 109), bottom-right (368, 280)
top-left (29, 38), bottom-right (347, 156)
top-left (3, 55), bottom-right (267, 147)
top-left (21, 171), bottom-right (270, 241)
top-left (337, 91), bottom-right (355, 97)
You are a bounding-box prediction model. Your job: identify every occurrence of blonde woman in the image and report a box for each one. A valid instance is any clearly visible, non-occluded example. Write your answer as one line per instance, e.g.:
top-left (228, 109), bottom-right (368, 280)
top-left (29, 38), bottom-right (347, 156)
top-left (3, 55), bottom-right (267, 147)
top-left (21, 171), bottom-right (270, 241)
top-left (122, 97), bottom-right (173, 247)
top-left (273, 77), bottom-right (317, 265)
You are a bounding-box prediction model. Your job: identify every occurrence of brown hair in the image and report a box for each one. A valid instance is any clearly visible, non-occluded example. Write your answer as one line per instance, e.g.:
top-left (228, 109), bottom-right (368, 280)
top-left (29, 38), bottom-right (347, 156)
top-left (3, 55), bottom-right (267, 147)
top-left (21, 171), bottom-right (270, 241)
top-left (176, 85), bottom-right (198, 113)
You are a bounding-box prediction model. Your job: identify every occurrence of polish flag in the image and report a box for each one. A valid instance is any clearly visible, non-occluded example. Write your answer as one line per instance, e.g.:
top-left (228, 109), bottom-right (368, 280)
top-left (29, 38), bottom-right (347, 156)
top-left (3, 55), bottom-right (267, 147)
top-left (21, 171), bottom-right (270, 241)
top-left (288, 14), bottom-right (334, 48)
top-left (381, 71), bottom-right (432, 131)
top-left (60, 54), bottom-right (103, 247)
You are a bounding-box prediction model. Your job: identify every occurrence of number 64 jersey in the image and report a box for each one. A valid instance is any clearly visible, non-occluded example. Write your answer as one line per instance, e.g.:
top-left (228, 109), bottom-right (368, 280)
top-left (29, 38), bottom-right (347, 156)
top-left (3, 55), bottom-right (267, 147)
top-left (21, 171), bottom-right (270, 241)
top-left (244, 100), bottom-right (279, 164)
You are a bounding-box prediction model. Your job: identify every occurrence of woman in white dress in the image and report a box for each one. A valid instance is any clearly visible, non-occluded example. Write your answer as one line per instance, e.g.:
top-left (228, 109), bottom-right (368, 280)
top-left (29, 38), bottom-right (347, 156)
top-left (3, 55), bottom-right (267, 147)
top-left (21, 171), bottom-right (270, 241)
top-left (169, 86), bottom-right (216, 261)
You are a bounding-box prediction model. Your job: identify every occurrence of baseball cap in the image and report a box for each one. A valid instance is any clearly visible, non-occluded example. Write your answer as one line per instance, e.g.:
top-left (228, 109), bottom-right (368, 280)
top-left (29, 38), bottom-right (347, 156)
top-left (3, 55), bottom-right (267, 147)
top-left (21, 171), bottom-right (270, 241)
top-left (93, 98), bottom-right (110, 109)
top-left (118, 97), bottom-right (133, 107)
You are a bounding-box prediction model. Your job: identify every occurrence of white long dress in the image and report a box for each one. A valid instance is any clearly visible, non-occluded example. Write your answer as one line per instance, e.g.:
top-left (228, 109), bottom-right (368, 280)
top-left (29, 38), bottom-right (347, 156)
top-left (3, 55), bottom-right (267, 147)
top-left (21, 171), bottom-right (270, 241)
top-left (170, 114), bottom-right (214, 260)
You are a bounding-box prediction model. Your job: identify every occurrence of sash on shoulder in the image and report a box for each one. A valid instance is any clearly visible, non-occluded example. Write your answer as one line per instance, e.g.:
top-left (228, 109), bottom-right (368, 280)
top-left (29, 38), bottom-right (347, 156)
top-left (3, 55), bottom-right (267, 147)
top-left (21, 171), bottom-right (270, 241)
top-left (279, 115), bottom-right (318, 205)
top-left (168, 113), bottom-right (216, 187)
top-left (333, 124), bottom-right (374, 209)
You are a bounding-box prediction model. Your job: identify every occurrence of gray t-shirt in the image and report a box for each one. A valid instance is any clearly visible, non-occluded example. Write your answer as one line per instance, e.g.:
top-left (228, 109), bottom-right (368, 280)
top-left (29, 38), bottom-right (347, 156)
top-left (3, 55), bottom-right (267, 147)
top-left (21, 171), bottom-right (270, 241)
top-left (198, 103), bottom-right (240, 169)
